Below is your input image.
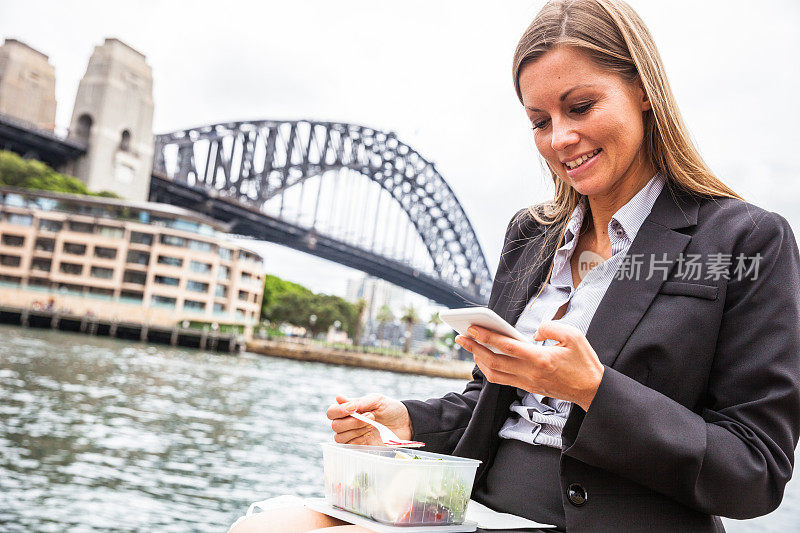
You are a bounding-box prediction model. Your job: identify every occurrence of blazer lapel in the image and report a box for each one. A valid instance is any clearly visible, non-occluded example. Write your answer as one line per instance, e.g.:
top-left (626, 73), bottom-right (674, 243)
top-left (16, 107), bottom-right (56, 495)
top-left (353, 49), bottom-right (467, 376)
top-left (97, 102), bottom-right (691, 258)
top-left (584, 183), bottom-right (699, 368)
top-left (496, 223), bottom-right (561, 326)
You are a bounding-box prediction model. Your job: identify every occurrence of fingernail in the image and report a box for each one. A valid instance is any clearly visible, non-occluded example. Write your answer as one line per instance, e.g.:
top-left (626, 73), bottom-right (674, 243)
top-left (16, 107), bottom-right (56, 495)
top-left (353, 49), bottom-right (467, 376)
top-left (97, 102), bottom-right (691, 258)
top-left (454, 336), bottom-right (465, 347)
top-left (343, 402), bottom-right (356, 412)
top-left (466, 326), bottom-right (478, 337)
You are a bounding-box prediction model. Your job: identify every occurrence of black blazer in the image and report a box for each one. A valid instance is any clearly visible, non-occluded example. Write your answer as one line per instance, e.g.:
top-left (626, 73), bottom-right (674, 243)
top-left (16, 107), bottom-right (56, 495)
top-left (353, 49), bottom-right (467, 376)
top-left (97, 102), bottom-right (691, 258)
top-left (402, 182), bottom-right (800, 532)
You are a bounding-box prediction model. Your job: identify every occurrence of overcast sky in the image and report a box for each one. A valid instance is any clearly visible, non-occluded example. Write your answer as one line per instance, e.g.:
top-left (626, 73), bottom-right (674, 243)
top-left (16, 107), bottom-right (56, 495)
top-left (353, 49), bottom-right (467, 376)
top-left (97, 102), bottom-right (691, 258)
top-left (2, 0), bottom-right (799, 306)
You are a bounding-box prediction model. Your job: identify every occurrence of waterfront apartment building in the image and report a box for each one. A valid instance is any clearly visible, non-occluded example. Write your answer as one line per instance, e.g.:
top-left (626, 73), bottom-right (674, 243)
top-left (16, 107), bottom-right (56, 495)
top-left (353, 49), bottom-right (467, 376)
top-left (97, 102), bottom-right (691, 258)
top-left (0, 187), bottom-right (264, 330)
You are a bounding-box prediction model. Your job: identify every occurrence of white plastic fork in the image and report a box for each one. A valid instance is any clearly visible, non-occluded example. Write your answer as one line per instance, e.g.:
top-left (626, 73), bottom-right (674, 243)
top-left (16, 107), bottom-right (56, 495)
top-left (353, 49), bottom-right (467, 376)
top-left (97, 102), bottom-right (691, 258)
top-left (348, 411), bottom-right (425, 448)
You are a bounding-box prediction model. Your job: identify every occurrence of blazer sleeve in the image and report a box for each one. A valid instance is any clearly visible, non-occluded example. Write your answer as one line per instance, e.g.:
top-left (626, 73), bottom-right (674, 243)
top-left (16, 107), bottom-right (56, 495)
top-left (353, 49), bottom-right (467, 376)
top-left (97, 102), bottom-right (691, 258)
top-left (561, 210), bottom-right (800, 519)
top-left (401, 209), bottom-right (530, 455)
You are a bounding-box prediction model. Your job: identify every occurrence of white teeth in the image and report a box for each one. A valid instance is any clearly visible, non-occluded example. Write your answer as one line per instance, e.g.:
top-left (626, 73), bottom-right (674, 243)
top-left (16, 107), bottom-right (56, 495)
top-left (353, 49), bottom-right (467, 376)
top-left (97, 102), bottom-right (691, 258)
top-left (565, 149), bottom-right (601, 169)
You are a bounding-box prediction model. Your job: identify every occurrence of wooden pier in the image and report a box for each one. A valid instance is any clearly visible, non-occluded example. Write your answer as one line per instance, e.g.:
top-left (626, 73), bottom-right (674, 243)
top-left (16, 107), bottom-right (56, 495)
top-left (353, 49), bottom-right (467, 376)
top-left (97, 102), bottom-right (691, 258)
top-left (0, 305), bottom-right (243, 353)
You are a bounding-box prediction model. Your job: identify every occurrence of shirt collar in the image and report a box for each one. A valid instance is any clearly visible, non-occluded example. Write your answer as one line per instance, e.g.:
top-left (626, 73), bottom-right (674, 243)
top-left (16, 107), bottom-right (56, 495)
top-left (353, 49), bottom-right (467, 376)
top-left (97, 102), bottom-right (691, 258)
top-left (609, 172), bottom-right (666, 242)
top-left (549, 172), bottom-right (666, 287)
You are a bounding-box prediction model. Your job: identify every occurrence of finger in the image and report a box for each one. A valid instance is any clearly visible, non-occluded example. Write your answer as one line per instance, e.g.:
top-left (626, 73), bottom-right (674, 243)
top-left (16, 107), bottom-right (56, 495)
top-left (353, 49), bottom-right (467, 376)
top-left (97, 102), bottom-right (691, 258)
top-left (343, 393), bottom-right (382, 414)
top-left (465, 325), bottom-right (527, 356)
top-left (331, 411), bottom-right (374, 433)
top-left (470, 343), bottom-right (519, 376)
top-left (334, 425), bottom-right (379, 445)
top-left (533, 321), bottom-right (582, 345)
top-left (457, 333), bottom-right (541, 363)
top-left (327, 395), bottom-right (353, 420)
top-left (473, 351), bottom-right (519, 387)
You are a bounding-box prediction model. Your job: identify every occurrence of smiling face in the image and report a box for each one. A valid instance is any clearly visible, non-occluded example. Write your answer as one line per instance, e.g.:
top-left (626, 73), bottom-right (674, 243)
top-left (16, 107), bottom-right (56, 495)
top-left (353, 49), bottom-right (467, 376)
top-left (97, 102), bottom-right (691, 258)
top-left (519, 45), bottom-right (654, 199)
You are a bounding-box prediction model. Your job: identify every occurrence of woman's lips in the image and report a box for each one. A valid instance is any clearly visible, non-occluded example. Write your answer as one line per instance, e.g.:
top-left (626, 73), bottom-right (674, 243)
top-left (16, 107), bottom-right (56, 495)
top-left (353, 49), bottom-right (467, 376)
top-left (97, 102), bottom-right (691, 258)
top-left (565, 149), bottom-right (602, 179)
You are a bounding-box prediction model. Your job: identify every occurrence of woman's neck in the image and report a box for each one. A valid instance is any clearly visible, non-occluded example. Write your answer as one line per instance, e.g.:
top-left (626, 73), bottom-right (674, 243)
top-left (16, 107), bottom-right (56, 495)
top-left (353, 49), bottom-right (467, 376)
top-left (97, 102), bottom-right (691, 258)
top-left (584, 158), bottom-right (655, 245)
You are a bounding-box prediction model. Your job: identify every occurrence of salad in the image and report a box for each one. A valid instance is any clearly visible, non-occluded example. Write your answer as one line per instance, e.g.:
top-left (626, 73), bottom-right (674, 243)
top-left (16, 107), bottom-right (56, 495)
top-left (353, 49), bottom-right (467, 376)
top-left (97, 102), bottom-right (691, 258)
top-left (326, 450), bottom-right (471, 526)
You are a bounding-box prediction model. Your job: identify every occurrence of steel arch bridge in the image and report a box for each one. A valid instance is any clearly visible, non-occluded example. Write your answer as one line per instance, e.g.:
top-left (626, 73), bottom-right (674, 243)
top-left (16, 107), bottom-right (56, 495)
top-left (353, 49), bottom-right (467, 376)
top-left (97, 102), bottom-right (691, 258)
top-left (151, 119), bottom-right (492, 307)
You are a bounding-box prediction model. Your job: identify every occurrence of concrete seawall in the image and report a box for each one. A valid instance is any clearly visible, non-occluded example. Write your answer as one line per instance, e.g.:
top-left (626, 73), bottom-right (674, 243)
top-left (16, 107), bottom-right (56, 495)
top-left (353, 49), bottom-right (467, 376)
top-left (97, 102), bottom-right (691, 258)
top-left (246, 338), bottom-right (474, 380)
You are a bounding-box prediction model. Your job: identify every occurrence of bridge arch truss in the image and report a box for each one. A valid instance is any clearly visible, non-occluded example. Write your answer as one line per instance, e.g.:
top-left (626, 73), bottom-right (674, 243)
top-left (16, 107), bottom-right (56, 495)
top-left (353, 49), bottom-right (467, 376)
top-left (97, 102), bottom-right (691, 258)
top-left (153, 120), bottom-right (492, 306)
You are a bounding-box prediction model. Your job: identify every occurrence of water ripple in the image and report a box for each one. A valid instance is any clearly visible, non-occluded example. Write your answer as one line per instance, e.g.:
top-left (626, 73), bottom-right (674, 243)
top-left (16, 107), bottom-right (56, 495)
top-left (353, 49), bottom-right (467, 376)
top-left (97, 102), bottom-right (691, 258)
top-left (0, 324), bottom-right (797, 532)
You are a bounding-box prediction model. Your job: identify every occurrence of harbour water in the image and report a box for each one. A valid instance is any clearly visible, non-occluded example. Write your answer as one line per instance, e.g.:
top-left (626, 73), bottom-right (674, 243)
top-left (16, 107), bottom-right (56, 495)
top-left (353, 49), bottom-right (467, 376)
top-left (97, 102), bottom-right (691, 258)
top-left (0, 325), bottom-right (797, 532)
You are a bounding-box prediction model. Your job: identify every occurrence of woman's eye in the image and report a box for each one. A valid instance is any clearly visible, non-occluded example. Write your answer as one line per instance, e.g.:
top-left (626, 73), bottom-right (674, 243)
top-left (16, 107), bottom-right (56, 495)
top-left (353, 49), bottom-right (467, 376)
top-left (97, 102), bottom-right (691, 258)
top-left (531, 118), bottom-right (550, 130)
top-left (571, 102), bottom-right (593, 114)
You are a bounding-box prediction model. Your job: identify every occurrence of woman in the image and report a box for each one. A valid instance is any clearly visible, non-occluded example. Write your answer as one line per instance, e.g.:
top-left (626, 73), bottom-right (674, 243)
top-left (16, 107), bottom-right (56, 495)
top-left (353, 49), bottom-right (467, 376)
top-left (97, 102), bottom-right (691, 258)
top-left (231, 0), bottom-right (800, 531)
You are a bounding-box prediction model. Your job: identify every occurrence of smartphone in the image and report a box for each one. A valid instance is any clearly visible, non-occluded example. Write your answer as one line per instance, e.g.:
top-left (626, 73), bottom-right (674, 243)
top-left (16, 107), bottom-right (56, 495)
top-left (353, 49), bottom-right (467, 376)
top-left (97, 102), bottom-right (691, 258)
top-left (439, 306), bottom-right (532, 354)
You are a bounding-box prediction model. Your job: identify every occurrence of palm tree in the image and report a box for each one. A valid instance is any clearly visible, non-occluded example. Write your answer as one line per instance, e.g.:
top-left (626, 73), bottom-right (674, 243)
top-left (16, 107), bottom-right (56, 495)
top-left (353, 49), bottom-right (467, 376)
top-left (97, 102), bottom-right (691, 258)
top-left (376, 304), bottom-right (394, 344)
top-left (428, 311), bottom-right (442, 349)
top-left (401, 305), bottom-right (419, 354)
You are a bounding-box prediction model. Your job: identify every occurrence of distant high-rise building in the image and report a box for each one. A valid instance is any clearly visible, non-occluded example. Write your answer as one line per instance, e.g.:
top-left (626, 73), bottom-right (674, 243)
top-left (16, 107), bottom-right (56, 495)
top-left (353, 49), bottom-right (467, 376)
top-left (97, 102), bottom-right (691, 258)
top-left (67, 38), bottom-right (154, 201)
top-left (0, 39), bottom-right (57, 130)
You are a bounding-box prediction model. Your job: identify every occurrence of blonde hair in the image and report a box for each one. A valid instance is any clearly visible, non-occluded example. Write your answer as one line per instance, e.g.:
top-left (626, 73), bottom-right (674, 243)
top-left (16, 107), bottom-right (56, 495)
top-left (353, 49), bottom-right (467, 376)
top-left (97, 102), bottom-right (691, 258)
top-left (511, 0), bottom-right (743, 296)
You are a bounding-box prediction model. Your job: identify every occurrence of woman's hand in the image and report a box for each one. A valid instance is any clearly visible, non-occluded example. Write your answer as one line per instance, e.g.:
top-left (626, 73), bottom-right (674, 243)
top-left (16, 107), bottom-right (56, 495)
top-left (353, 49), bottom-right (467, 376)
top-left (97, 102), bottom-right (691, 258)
top-left (326, 393), bottom-right (413, 445)
top-left (455, 321), bottom-right (605, 411)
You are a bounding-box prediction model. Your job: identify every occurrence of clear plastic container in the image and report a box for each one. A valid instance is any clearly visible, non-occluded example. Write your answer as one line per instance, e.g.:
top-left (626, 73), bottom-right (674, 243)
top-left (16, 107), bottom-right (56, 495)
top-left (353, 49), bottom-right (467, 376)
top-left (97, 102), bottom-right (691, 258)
top-left (321, 443), bottom-right (481, 527)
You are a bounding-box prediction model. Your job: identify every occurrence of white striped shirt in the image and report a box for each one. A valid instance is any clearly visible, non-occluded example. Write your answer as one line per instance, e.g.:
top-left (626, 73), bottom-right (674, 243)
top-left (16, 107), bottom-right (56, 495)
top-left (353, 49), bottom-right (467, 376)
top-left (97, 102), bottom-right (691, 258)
top-left (498, 173), bottom-right (666, 448)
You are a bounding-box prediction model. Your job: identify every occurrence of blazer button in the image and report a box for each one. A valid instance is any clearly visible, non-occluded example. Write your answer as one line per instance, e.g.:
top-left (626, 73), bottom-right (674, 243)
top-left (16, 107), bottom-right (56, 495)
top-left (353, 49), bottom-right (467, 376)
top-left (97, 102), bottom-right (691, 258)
top-left (567, 483), bottom-right (588, 506)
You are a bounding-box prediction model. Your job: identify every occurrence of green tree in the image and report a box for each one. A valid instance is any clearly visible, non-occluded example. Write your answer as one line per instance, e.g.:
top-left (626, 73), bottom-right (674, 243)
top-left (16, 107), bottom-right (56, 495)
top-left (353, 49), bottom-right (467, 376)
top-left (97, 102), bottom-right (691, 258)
top-left (401, 305), bottom-right (419, 354)
top-left (260, 273), bottom-right (312, 320)
top-left (260, 274), bottom-right (358, 340)
top-left (0, 150), bottom-right (118, 197)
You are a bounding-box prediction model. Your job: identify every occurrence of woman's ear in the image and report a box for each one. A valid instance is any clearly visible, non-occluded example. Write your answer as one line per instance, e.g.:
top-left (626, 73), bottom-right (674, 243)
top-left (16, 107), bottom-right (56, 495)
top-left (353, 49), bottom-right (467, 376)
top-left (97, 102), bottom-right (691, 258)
top-left (636, 76), bottom-right (652, 112)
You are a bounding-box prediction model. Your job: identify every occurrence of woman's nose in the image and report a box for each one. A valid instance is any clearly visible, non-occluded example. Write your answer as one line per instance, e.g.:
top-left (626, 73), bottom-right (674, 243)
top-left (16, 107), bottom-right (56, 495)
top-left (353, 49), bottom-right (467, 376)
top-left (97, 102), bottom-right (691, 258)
top-left (550, 118), bottom-right (579, 152)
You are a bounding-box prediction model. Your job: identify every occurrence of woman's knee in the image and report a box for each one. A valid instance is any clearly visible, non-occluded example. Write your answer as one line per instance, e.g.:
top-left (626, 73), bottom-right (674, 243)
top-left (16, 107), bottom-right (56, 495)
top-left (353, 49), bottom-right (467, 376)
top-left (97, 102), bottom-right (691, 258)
top-left (228, 505), bottom-right (349, 533)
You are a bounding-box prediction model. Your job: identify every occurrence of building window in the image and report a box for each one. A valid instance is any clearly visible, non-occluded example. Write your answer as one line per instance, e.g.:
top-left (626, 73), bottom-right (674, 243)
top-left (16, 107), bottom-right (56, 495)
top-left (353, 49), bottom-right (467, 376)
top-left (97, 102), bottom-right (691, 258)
top-left (238, 290), bottom-right (249, 301)
top-left (157, 255), bottom-right (183, 267)
top-left (97, 225), bottom-right (124, 239)
top-left (218, 247), bottom-right (232, 261)
top-left (29, 277), bottom-right (50, 288)
top-left (120, 129), bottom-right (131, 151)
top-left (34, 238), bottom-right (55, 252)
top-left (189, 260), bottom-right (211, 274)
top-left (123, 270), bottom-right (146, 285)
top-left (94, 246), bottom-right (117, 259)
top-left (120, 290), bottom-right (143, 302)
top-left (38, 219), bottom-right (63, 232)
top-left (68, 220), bottom-right (94, 233)
top-left (7, 214), bottom-right (33, 226)
top-left (187, 239), bottom-right (213, 252)
top-left (90, 266), bottom-right (114, 279)
top-left (0, 275), bottom-right (22, 284)
top-left (88, 286), bottom-right (114, 298)
top-left (3, 193), bottom-right (25, 207)
top-left (160, 234), bottom-right (186, 247)
top-left (130, 231), bottom-right (154, 245)
top-left (1, 234), bottom-right (25, 247)
top-left (151, 295), bottom-right (176, 307)
top-left (241, 272), bottom-right (254, 283)
top-left (240, 251), bottom-right (261, 265)
top-left (154, 275), bottom-right (180, 287)
top-left (31, 258), bottom-right (51, 272)
top-left (75, 114), bottom-right (93, 143)
top-left (183, 299), bottom-right (206, 311)
top-left (186, 280), bottom-right (209, 293)
top-left (217, 265), bottom-right (230, 281)
top-left (126, 250), bottom-right (150, 265)
top-left (59, 262), bottom-right (83, 275)
top-left (213, 302), bottom-right (225, 313)
top-left (63, 242), bottom-right (87, 255)
top-left (215, 285), bottom-right (228, 298)
top-left (0, 254), bottom-right (21, 267)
